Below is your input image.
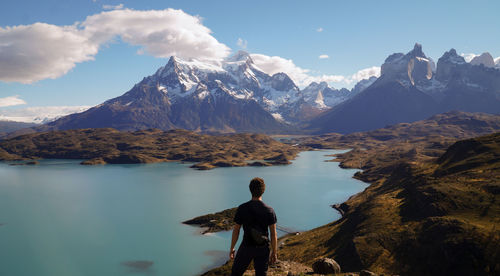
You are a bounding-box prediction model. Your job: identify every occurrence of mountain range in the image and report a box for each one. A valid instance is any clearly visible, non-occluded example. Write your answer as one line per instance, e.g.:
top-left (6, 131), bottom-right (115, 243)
top-left (6, 44), bottom-right (500, 135)
top-left (307, 43), bottom-right (500, 133)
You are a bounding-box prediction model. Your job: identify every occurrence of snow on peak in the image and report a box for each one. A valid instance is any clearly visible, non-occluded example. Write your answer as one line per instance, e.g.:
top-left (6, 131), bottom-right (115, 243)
top-left (226, 50), bottom-right (252, 62)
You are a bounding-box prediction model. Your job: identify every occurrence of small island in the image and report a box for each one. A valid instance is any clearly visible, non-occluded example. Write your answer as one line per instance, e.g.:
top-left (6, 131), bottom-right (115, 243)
top-left (183, 207), bottom-right (237, 234)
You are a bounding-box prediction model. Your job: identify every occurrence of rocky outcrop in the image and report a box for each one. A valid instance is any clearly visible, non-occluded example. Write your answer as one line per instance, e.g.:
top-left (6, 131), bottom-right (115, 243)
top-left (470, 52), bottom-right (495, 68)
top-left (360, 270), bottom-right (377, 276)
top-left (312, 258), bottom-right (341, 274)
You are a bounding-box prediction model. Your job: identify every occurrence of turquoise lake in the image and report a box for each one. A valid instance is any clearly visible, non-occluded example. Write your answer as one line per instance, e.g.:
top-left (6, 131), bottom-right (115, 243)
top-left (0, 150), bottom-right (366, 276)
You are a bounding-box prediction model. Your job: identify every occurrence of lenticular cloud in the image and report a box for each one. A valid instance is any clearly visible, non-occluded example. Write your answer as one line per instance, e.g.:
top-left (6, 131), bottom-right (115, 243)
top-left (0, 8), bottom-right (230, 83)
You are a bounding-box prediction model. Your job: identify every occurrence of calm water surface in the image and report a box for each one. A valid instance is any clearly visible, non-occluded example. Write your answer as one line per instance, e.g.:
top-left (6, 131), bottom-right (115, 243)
top-left (0, 150), bottom-right (366, 276)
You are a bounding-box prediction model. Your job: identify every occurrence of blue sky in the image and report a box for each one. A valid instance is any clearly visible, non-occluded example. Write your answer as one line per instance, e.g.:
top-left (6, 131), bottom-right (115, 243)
top-left (0, 0), bottom-right (499, 119)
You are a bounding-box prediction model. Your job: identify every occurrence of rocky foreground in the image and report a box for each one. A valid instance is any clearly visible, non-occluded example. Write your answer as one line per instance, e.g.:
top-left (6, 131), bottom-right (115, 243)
top-left (0, 128), bottom-right (301, 169)
top-left (203, 112), bottom-right (500, 276)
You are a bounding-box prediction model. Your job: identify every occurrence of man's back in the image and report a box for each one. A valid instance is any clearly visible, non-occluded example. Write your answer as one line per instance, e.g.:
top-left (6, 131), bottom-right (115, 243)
top-left (230, 177), bottom-right (278, 276)
top-left (234, 200), bottom-right (277, 247)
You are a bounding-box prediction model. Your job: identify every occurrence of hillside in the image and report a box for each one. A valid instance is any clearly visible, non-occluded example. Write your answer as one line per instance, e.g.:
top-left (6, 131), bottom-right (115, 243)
top-left (203, 111), bottom-right (500, 275)
top-left (0, 128), bottom-right (300, 169)
top-left (0, 121), bottom-right (37, 136)
top-left (275, 132), bottom-right (500, 275)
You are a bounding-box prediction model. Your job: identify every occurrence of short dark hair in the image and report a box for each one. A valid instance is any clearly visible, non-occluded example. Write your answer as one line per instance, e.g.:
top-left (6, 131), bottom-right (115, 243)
top-left (249, 177), bottom-right (265, 197)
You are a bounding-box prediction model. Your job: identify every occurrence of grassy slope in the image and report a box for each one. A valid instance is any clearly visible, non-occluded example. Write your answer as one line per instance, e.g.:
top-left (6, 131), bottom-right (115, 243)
top-left (276, 136), bottom-right (500, 274)
top-left (204, 111), bottom-right (500, 276)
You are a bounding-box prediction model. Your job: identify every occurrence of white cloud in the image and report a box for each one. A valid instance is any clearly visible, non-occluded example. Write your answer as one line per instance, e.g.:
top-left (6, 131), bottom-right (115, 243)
top-left (0, 105), bottom-right (91, 123)
top-left (102, 3), bottom-right (124, 10)
top-left (251, 53), bottom-right (378, 87)
top-left (0, 23), bottom-right (99, 83)
top-left (316, 27), bottom-right (323, 32)
top-left (460, 53), bottom-right (478, 63)
top-left (82, 9), bottom-right (230, 60)
top-left (495, 57), bottom-right (500, 65)
top-left (237, 38), bottom-right (248, 49)
top-left (0, 8), bottom-right (230, 84)
top-left (250, 53), bottom-right (313, 86)
top-left (319, 54), bottom-right (329, 59)
top-left (0, 95), bottom-right (27, 107)
top-left (349, 66), bottom-right (381, 83)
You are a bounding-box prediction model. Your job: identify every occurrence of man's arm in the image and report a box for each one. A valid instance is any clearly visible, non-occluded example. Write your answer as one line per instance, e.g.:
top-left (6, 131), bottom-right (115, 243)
top-left (269, 223), bottom-right (277, 264)
top-left (229, 224), bottom-right (241, 259)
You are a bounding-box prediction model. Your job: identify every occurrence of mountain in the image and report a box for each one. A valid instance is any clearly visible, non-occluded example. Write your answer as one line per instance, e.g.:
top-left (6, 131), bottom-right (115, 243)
top-left (301, 82), bottom-right (351, 109)
top-left (307, 43), bottom-right (500, 134)
top-left (8, 50), bottom-right (378, 135)
top-left (35, 51), bottom-right (311, 133)
top-left (0, 121), bottom-right (37, 137)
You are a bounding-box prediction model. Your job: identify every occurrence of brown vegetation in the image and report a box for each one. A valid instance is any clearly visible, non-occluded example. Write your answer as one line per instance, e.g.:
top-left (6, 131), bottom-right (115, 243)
top-left (0, 128), bottom-right (301, 169)
top-left (204, 111), bottom-right (500, 276)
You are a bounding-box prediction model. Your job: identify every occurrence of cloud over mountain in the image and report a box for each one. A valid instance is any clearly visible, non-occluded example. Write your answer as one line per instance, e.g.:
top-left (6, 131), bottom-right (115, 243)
top-left (250, 53), bottom-right (379, 87)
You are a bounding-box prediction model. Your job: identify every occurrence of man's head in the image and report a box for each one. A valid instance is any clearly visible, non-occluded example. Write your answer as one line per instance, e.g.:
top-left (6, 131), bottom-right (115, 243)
top-left (249, 177), bottom-right (265, 198)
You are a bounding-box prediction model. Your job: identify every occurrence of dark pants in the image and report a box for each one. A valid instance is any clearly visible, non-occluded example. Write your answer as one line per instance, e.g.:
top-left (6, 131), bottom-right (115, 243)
top-left (231, 245), bottom-right (270, 276)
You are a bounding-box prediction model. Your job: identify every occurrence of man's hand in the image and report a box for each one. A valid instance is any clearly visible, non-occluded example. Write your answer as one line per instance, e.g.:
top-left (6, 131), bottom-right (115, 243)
top-left (230, 224), bottom-right (241, 260)
top-left (269, 251), bottom-right (277, 264)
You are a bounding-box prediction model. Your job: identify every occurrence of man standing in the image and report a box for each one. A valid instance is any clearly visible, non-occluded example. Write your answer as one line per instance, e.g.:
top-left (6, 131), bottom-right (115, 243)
top-left (230, 177), bottom-right (278, 276)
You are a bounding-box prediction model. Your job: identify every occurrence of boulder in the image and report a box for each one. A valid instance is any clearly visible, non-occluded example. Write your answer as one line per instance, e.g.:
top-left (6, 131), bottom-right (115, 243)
top-left (360, 270), bottom-right (377, 276)
top-left (312, 258), bottom-right (341, 274)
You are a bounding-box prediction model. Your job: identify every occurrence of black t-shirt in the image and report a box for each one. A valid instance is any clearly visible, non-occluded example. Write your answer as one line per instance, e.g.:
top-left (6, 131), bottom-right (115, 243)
top-left (234, 200), bottom-right (277, 247)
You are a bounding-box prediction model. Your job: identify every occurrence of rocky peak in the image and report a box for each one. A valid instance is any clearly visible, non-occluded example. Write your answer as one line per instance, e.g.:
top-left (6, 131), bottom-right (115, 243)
top-left (270, 73), bottom-right (298, 91)
top-left (226, 50), bottom-right (252, 62)
top-left (470, 52), bottom-right (495, 68)
top-left (407, 43), bottom-right (426, 58)
top-left (438, 49), bottom-right (466, 64)
top-left (380, 43), bottom-right (433, 85)
top-left (306, 81), bottom-right (330, 91)
top-left (351, 76), bottom-right (378, 95)
top-left (435, 49), bottom-right (467, 83)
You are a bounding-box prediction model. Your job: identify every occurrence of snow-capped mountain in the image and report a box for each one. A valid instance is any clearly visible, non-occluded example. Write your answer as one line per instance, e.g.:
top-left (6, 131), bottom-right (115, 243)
top-left (308, 43), bottom-right (500, 134)
top-left (126, 51), bottom-right (309, 122)
top-left (34, 50), bottom-right (373, 133)
top-left (36, 51), bottom-right (310, 133)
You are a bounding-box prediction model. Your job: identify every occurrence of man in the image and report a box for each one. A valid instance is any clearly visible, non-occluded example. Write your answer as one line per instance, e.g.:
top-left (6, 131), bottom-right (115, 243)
top-left (230, 177), bottom-right (278, 276)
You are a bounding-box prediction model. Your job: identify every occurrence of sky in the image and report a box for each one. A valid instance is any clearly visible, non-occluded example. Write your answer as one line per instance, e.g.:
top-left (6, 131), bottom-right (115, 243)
top-left (0, 0), bottom-right (499, 122)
